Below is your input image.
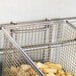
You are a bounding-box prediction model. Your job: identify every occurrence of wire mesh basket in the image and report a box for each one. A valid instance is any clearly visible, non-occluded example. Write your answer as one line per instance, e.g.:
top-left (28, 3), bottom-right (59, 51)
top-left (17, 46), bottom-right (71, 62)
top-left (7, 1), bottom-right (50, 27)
top-left (2, 27), bottom-right (44, 76)
top-left (1, 20), bottom-right (76, 76)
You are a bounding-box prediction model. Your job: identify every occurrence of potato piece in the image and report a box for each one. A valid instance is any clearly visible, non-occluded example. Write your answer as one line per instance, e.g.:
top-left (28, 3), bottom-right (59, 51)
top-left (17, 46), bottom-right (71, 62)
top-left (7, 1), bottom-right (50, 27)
top-left (17, 64), bottom-right (37, 76)
top-left (65, 72), bottom-right (72, 76)
top-left (4, 66), bottom-right (18, 76)
top-left (10, 66), bottom-right (18, 76)
top-left (20, 64), bottom-right (31, 71)
top-left (4, 68), bottom-right (11, 76)
top-left (45, 63), bottom-right (62, 70)
top-left (45, 73), bottom-right (56, 76)
top-left (17, 70), bottom-right (28, 76)
top-left (36, 62), bottom-right (48, 69)
top-left (40, 68), bottom-right (57, 74)
top-left (4, 66), bottom-right (19, 76)
top-left (36, 62), bottom-right (43, 68)
top-left (25, 68), bottom-right (37, 76)
top-left (61, 74), bottom-right (66, 76)
top-left (56, 69), bottom-right (65, 76)
top-left (11, 66), bottom-right (18, 72)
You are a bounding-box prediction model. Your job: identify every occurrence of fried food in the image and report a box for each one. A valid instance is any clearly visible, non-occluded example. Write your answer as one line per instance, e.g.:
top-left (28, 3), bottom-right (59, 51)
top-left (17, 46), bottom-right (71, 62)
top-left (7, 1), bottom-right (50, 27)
top-left (4, 62), bottom-right (72, 76)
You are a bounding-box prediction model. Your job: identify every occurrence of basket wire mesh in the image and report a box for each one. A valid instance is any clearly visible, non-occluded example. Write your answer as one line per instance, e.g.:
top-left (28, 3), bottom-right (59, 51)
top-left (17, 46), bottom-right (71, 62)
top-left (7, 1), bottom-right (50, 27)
top-left (1, 20), bottom-right (76, 76)
top-left (2, 27), bottom-right (44, 76)
top-left (51, 20), bottom-right (76, 76)
top-left (7, 24), bottom-right (53, 62)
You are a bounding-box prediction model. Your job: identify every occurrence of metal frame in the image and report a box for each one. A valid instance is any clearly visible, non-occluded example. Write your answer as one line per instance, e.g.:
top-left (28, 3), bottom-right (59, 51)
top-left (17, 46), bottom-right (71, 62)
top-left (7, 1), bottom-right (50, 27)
top-left (0, 17), bottom-right (76, 55)
top-left (0, 16), bottom-right (76, 26)
top-left (2, 27), bottom-right (45, 76)
top-left (0, 17), bottom-right (76, 53)
top-left (0, 17), bottom-right (76, 76)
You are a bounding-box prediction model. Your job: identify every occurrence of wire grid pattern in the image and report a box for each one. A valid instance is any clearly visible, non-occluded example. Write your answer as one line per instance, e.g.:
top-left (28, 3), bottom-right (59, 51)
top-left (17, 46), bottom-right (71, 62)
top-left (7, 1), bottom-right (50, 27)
top-left (2, 21), bottom-right (76, 76)
top-left (2, 30), bottom-right (44, 76)
top-left (8, 24), bottom-right (53, 62)
top-left (23, 48), bottom-right (50, 62)
top-left (10, 24), bottom-right (51, 47)
top-left (2, 24), bottom-right (53, 76)
top-left (51, 21), bottom-right (76, 76)
top-left (51, 41), bottom-right (76, 76)
top-left (56, 22), bottom-right (76, 42)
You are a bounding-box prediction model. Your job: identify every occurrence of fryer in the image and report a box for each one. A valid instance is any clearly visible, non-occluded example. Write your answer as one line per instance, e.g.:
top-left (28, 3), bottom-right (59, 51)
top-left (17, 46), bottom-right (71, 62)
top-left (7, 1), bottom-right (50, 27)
top-left (0, 19), bottom-right (76, 76)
